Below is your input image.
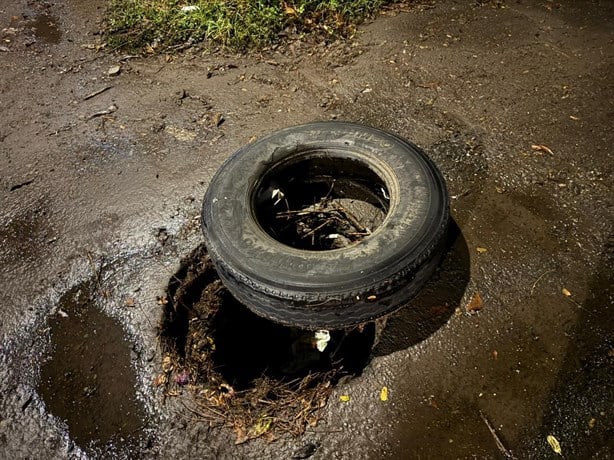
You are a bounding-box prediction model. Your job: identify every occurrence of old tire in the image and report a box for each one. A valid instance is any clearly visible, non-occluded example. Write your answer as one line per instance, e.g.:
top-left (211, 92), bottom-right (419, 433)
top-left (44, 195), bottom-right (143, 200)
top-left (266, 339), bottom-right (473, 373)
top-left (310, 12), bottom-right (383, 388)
top-left (201, 121), bottom-right (449, 330)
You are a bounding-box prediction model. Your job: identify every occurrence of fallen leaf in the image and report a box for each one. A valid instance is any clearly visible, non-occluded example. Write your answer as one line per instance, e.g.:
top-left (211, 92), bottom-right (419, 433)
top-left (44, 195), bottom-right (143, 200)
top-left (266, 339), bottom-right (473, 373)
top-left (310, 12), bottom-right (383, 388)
top-left (476, 247), bottom-right (488, 253)
top-left (466, 291), bottom-right (484, 313)
top-left (340, 394), bottom-right (350, 402)
top-left (212, 112), bottom-right (224, 127)
top-left (251, 417), bottom-right (272, 436)
top-left (107, 65), bottom-right (121, 76)
top-left (162, 355), bottom-right (173, 373)
top-left (380, 386), bottom-right (389, 401)
top-left (547, 434), bottom-right (562, 455)
top-left (157, 295), bottom-right (168, 305)
top-left (588, 418), bottom-right (596, 429)
top-left (562, 288), bottom-right (572, 297)
top-left (153, 374), bottom-right (167, 387)
top-left (283, 2), bottom-right (297, 15)
top-left (531, 144), bottom-right (554, 155)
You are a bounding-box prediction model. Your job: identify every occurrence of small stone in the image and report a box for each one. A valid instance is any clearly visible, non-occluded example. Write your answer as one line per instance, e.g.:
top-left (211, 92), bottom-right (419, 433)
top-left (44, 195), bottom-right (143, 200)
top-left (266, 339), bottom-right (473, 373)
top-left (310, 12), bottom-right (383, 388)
top-left (108, 65), bottom-right (121, 76)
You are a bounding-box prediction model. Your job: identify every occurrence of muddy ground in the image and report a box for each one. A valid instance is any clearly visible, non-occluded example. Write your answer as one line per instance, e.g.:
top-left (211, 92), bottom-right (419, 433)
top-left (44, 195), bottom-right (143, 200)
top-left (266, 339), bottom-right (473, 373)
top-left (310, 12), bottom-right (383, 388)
top-left (1, 0), bottom-right (612, 458)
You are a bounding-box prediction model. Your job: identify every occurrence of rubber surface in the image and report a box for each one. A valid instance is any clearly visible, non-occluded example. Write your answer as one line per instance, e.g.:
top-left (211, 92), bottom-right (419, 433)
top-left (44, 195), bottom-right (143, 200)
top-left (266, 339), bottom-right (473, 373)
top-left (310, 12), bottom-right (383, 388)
top-left (201, 122), bottom-right (449, 329)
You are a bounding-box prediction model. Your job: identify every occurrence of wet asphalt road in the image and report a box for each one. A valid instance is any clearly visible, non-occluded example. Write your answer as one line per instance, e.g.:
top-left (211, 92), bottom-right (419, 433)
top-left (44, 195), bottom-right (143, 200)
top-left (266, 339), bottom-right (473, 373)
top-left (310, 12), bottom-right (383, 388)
top-left (0, 0), bottom-right (612, 458)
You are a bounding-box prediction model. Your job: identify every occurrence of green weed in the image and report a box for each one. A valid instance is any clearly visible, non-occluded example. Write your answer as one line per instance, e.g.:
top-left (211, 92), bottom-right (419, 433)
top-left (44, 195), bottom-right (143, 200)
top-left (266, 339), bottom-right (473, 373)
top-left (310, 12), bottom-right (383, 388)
top-left (105, 0), bottom-right (393, 52)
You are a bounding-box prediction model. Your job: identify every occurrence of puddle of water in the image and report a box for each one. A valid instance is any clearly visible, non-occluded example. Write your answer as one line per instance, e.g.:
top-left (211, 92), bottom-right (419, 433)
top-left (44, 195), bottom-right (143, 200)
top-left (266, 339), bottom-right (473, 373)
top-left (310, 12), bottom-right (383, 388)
top-left (38, 282), bottom-right (145, 450)
top-left (29, 14), bottom-right (61, 44)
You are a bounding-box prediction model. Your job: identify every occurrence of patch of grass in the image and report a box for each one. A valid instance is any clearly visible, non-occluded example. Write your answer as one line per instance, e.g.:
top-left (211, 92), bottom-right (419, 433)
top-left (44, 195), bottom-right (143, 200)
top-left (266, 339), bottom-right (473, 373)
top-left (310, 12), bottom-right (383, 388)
top-left (105, 0), bottom-right (393, 52)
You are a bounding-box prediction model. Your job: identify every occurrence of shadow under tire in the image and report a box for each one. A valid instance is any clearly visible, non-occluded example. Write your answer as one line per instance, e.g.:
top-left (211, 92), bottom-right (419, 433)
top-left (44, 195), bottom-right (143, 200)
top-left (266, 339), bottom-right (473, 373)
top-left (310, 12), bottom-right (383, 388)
top-left (201, 121), bottom-right (449, 330)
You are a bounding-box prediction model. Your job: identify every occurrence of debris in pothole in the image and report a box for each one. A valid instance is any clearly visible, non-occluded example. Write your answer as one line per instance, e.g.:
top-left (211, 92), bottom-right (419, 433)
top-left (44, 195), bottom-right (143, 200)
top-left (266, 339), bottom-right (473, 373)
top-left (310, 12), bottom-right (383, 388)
top-left (158, 245), bottom-right (374, 443)
top-left (273, 194), bottom-right (383, 250)
top-left (314, 330), bottom-right (330, 352)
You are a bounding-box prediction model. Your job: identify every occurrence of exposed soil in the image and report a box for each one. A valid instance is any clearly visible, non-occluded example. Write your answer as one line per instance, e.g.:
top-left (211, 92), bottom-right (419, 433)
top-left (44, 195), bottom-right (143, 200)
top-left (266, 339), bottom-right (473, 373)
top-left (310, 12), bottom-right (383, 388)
top-left (0, 0), bottom-right (612, 459)
top-left (157, 244), bottom-right (375, 443)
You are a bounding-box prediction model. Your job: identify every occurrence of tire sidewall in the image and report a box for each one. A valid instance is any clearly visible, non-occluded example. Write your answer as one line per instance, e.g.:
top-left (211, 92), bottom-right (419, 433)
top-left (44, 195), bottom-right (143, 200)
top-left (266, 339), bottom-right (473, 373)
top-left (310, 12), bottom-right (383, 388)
top-left (202, 122), bottom-right (448, 295)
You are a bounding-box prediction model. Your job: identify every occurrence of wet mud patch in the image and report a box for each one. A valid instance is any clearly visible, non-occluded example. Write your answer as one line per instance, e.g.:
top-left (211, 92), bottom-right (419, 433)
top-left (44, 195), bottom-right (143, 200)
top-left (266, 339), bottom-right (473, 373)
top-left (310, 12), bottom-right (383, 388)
top-left (159, 244), bottom-right (374, 443)
top-left (38, 281), bottom-right (146, 454)
top-left (28, 14), bottom-right (62, 44)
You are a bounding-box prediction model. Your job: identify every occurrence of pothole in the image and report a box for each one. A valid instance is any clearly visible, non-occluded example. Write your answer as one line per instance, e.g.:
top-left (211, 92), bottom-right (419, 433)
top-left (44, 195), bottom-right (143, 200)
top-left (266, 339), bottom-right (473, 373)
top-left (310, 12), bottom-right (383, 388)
top-left (38, 281), bottom-right (146, 452)
top-left (158, 244), bottom-right (375, 442)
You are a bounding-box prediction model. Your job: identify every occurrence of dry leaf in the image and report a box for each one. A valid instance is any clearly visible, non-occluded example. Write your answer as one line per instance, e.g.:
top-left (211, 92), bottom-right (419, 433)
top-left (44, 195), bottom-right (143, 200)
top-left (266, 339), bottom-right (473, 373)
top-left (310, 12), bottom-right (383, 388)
top-left (283, 2), bottom-right (297, 15)
top-left (340, 394), bottom-right (350, 402)
top-left (476, 247), bottom-right (488, 253)
top-left (531, 144), bottom-right (554, 155)
top-left (562, 288), bottom-right (572, 297)
top-left (547, 434), bottom-right (562, 455)
top-left (212, 112), bottom-right (224, 127)
top-left (162, 355), bottom-right (173, 373)
top-left (250, 417), bottom-right (272, 437)
top-left (380, 386), bottom-right (389, 401)
top-left (588, 418), bottom-right (596, 429)
top-left (157, 295), bottom-right (168, 305)
top-left (466, 291), bottom-right (484, 313)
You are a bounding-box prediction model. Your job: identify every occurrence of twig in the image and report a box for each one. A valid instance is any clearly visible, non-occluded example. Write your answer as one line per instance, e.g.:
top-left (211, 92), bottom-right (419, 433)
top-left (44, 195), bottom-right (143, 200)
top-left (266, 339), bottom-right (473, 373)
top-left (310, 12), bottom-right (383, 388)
top-left (323, 179), bottom-right (336, 201)
top-left (530, 269), bottom-right (555, 295)
top-left (563, 295), bottom-right (594, 317)
top-left (301, 218), bottom-right (334, 239)
top-left (480, 411), bottom-right (516, 459)
top-left (83, 85), bottom-right (113, 101)
top-left (88, 104), bottom-right (118, 120)
top-left (451, 188), bottom-right (471, 199)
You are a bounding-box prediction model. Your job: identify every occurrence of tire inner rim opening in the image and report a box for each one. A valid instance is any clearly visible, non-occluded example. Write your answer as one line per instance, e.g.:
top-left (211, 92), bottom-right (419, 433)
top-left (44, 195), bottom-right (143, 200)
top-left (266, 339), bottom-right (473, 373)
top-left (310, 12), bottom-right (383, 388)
top-left (253, 152), bottom-right (391, 251)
